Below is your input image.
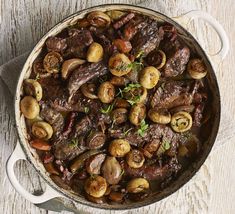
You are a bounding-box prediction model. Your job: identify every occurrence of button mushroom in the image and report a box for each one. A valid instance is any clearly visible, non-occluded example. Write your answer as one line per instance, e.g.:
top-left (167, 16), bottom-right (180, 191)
top-left (102, 156), bottom-right (122, 185)
top-left (84, 175), bottom-right (107, 198)
top-left (114, 98), bottom-right (131, 108)
top-left (148, 108), bottom-right (171, 124)
top-left (129, 103), bottom-right (146, 126)
top-left (81, 83), bottom-right (98, 99)
top-left (171, 111), bottom-right (193, 133)
top-left (109, 53), bottom-right (132, 77)
top-left (126, 149), bottom-right (145, 168)
top-left (139, 66), bottom-right (160, 89)
top-left (87, 42), bottom-right (104, 62)
top-left (86, 131), bottom-right (106, 149)
top-left (126, 178), bottom-right (149, 193)
top-left (123, 85), bottom-right (147, 104)
top-left (106, 10), bottom-right (126, 20)
top-left (111, 108), bottom-right (128, 124)
top-left (43, 51), bottom-right (63, 73)
top-left (146, 50), bottom-right (166, 69)
top-left (20, 96), bottom-right (40, 119)
top-left (23, 79), bottom-right (43, 101)
top-left (98, 81), bottom-right (115, 104)
top-left (109, 139), bottom-right (131, 157)
top-left (86, 153), bottom-right (106, 175)
top-left (32, 121), bottom-right (53, 140)
top-left (110, 76), bottom-right (129, 86)
top-left (87, 11), bottom-right (111, 28)
top-left (61, 58), bottom-right (86, 79)
top-left (187, 58), bottom-right (207, 79)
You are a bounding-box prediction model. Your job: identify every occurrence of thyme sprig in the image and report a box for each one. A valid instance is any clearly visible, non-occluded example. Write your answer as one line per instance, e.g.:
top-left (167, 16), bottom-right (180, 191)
top-left (137, 119), bottom-right (149, 137)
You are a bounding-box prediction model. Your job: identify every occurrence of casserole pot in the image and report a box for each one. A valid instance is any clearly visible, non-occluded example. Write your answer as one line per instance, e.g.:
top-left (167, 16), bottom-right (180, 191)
top-left (6, 4), bottom-right (229, 210)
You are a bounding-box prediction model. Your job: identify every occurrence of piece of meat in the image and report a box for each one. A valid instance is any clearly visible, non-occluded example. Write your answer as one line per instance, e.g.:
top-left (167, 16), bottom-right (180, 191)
top-left (68, 62), bottom-right (108, 97)
top-left (163, 46), bottom-right (190, 77)
top-left (151, 81), bottom-right (185, 108)
top-left (51, 91), bottom-right (102, 113)
top-left (131, 19), bottom-right (164, 56)
top-left (62, 112), bottom-right (77, 138)
top-left (53, 139), bottom-right (86, 160)
top-left (125, 157), bottom-right (181, 181)
top-left (38, 76), bottom-right (65, 101)
top-left (150, 80), bottom-right (197, 109)
top-left (46, 37), bottom-right (67, 53)
top-left (113, 13), bottom-right (135, 29)
top-left (161, 24), bottom-right (177, 41)
top-left (193, 104), bottom-right (205, 127)
top-left (40, 104), bottom-right (64, 137)
top-left (72, 115), bottom-right (92, 138)
top-left (123, 16), bottom-right (148, 40)
top-left (65, 29), bottom-right (93, 58)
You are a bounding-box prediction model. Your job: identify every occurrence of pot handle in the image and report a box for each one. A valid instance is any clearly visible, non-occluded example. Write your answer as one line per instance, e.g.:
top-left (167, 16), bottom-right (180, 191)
top-left (172, 10), bottom-right (229, 62)
top-left (6, 141), bottom-right (64, 204)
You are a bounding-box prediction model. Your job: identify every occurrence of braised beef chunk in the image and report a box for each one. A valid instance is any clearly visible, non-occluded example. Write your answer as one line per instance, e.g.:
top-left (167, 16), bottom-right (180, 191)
top-left (125, 157), bottom-right (181, 181)
top-left (68, 62), bottom-right (108, 97)
top-left (163, 46), bottom-right (190, 77)
top-left (65, 29), bottom-right (93, 58)
top-left (24, 10), bottom-right (212, 205)
top-left (193, 104), bottom-right (205, 126)
top-left (46, 37), bottom-right (67, 53)
top-left (38, 76), bottom-right (65, 100)
top-left (53, 139), bottom-right (86, 160)
top-left (131, 19), bottom-right (164, 56)
top-left (151, 80), bottom-right (192, 109)
top-left (113, 13), bottom-right (135, 29)
top-left (40, 104), bottom-right (64, 137)
top-left (123, 15), bottom-right (148, 40)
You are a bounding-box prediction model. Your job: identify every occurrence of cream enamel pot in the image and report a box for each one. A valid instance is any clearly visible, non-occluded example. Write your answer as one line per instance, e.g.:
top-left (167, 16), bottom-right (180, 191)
top-left (6, 4), bottom-right (229, 210)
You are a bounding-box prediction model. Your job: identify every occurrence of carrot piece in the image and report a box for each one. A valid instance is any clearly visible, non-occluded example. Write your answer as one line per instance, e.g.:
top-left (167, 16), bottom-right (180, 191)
top-left (30, 139), bottom-right (51, 151)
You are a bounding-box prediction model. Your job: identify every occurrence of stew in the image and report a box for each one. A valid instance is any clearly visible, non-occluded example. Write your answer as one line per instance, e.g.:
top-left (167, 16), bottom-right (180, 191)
top-left (20, 9), bottom-right (211, 204)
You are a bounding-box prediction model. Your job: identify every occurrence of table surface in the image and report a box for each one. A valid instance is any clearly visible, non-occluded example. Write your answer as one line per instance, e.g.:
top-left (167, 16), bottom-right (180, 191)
top-left (0, 0), bottom-right (235, 213)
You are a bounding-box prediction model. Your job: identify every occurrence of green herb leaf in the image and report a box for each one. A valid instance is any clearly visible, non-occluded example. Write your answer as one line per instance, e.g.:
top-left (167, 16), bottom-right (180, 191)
top-left (137, 119), bottom-right (149, 137)
top-left (162, 139), bottom-right (171, 150)
top-left (130, 61), bottom-right (144, 73)
top-left (115, 61), bottom-right (130, 71)
top-left (69, 138), bottom-right (79, 148)
top-left (120, 169), bottom-right (125, 176)
top-left (123, 128), bottom-right (133, 136)
top-left (116, 88), bottom-right (124, 98)
top-left (136, 50), bottom-right (145, 60)
top-left (84, 107), bottom-right (89, 114)
top-left (35, 73), bottom-right (40, 81)
top-left (123, 83), bottom-right (141, 93)
top-left (127, 95), bottom-right (140, 106)
top-left (100, 103), bottom-right (114, 114)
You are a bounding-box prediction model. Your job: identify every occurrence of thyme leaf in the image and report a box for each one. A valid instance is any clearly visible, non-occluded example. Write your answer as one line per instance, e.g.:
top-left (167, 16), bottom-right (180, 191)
top-left (127, 95), bottom-right (140, 106)
top-left (35, 73), bottom-right (40, 81)
top-left (100, 103), bottom-right (114, 114)
top-left (162, 139), bottom-right (171, 150)
top-left (123, 83), bottom-right (141, 93)
top-left (123, 128), bottom-right (133, 136)
top-left (69, 138), bottom-right (79, 148)
top-left (84, 107), bottom-right (89, 114)
top-left (137, 119), bottom-right (149, 137)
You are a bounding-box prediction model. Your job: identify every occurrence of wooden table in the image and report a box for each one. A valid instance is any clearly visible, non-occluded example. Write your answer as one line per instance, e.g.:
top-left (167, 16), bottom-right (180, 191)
top-left (0, 0), bottom-right (235, 213)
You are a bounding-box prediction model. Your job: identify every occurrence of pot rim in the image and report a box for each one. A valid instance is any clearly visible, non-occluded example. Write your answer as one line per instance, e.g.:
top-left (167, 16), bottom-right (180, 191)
top-left (14, 3), bottom-right (221, 210)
